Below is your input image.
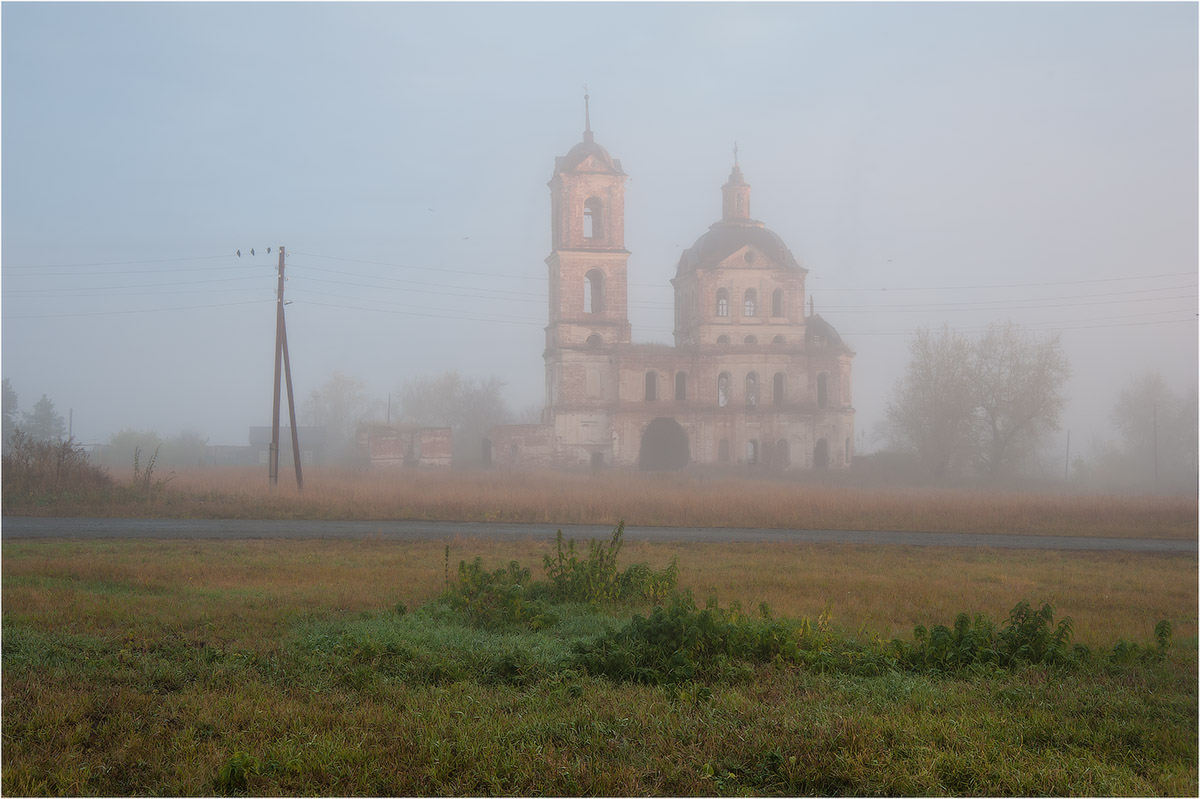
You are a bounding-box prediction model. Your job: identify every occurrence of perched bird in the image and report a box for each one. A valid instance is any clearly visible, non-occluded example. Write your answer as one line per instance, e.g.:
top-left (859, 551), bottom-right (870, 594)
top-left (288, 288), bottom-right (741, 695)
top-left (236, 249), bottom-right (241, 257)
top-left (251, 248), bottom-right (255, 256)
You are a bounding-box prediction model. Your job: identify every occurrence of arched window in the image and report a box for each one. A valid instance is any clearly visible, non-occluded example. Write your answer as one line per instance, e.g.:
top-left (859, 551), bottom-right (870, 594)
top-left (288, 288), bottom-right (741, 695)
top-left (776, 439), bottom-right (790, 467)
top-left (586, 368), bottom-right (601, 399)
top-left (716, 334), bottom-right (730, 345)
top-left (745, 372), bottom-right (758, 408)
top-left (718, 372), bottom-right (730, 407)
top-left (584, 269), bottom-right (605, 313)
top-left (743, 288), bottom-right (757, 317)
top-left (771, 289), bottom-right (784, 317)
top-left (583, 197), bottom-right (603, 239)
top-left (586, 334), bottom-right (603, 348)
top-left (746, 439), bottom-right (759, 465)
top-left (772, 335), bottom-right (785, 345)
top-left (716, 288), bottom-right (729, 317)
top-left (644, 371), bottom-right (658, 401)
top-left (817, 372), bottom-right (828, 409)
top-left (718, 439), bottom-right (730, 462)
top-left (744, 335), bottom-right (757, 345)
top-left (773, 372), bottom-right (785, 406)
top-left (675, 371), bottom-right (687, 401)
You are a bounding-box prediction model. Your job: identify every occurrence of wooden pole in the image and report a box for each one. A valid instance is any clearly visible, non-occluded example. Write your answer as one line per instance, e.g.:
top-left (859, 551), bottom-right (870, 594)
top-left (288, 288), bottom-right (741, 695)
top-left (281, 306), bottom-right (304, 490)
top-left (269, 247), bottom-right (286, 487)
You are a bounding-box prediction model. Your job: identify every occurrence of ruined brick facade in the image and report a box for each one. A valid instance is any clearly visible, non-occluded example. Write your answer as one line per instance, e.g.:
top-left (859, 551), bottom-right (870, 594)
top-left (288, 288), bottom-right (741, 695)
top-left (489, 117), bottom-right (855, 471)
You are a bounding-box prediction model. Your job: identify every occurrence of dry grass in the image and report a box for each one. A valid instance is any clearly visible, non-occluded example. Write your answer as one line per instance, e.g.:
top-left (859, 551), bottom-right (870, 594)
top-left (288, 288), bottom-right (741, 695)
top-left (4, 536), bottom-right (1193, 647)
top-left (20, 465), bottom-right (1197, 540)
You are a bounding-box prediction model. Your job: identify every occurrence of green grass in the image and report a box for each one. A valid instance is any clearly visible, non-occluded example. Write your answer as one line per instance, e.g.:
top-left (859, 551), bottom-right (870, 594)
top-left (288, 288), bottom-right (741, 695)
top-left (3, 530), bottom-right (1196, 796)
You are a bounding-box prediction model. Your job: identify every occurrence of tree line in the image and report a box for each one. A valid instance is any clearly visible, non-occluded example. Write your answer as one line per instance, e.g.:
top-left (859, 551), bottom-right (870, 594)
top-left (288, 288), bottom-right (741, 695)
top-left (881, 322), bottom-right (1196, 490)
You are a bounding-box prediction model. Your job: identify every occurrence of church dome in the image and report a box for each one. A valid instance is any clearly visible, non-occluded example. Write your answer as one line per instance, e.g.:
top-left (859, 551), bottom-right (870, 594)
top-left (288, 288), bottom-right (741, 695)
top-left (805, 314), bottom-right (850, 351)
top-left (557, 133), bottom-right (624, 175)
top-left (677, 220), bottom-right (800, 274)
top-left (676, 162), bottom-right (803, 275)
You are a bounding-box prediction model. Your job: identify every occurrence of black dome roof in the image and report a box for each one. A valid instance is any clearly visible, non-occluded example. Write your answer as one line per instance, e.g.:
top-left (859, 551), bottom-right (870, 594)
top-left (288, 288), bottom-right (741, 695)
top-left (677, 220), bottom-right (802, 274)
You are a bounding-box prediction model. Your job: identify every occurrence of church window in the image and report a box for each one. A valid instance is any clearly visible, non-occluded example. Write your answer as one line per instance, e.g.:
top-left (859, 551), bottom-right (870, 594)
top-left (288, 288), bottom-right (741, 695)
top-left (585, 269), bottom-right (605, 313)
top-left (744, 335), bottom-right (757, 345)
top-left (744, 288), bottom-right (757, 317)
top-left (718, 372), bottom-right (730, 407)
top-left (745, 372), bottom-right (758, 408)
top-left (717, 335), bottom-right (730, 345)
top-left (645, 371), bottom-right (658, 401)
top-left (773, 372), bottom-right (785, 406)
top-left (586, 368), bottom-right (601, 399)
top-left (777, 439), bottom-right (790, 467)
top-left (772, 335), bottom-right (785, 345)
top-left (817, 372), bottom-right (829, 409)
top-left (675, 371), bottom-right (687, 401)
top-left (718, 439), bottom-right (730, 462)
top-left (586, 334), bottom-right (602, 347)
top-left (583, 197), bottom-right (604, 239)
top-left (746, 439), bottom-right (759, 465)
top-left (772, 289), bottom-right (784, 317)
top-left (716, 288), bottom-right (729, 317)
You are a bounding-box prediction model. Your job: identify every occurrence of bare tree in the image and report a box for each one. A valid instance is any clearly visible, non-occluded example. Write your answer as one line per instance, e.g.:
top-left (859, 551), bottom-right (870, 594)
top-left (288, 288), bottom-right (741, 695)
top-left (3, 378), bottom-right (18, 453)
top-left (885, 323), bottom-right (1069, 480)
top-left (973, 322), bottom-right (1070, 477)
top-left (398, 371), bottom-right (512, 466)
top-left (884, 325), bottom-right (977, 478)
top-left (1105, 371), bottom-right (1198, 489)
top-left (302, 370), bottom-right (372, 463)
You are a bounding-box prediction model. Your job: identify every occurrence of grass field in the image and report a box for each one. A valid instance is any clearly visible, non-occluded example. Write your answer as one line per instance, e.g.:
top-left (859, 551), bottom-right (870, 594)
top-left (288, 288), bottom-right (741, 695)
top-left (7, 464), bottom-right (1197, 539)
top-left (3, 531), bottom-right (1196, 795)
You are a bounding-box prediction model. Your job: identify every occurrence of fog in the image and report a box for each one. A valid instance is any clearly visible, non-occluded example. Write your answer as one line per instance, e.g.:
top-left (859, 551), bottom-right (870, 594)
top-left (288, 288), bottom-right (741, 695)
top-left (3, 3), bottom-right (1195, 472)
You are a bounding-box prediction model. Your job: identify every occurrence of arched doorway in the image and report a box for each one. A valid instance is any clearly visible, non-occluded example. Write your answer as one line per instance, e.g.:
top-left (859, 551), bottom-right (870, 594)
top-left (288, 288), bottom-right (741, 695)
top-left (814, 438), bottom-right (829, 469)
top-left (638, 417), bottom-right (690, 471)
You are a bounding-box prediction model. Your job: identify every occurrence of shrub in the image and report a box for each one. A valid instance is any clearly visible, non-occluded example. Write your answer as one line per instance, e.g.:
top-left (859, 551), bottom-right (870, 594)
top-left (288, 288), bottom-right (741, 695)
top-left (442, 557), bottom-right (557, 631)
top-left (542, 522), bottom-right (677, 605)
top-left (2, 431), bottom-right (112, 502)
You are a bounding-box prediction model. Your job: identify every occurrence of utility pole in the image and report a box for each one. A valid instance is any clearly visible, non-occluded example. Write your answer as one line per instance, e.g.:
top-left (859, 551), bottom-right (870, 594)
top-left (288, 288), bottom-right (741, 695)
top-left (1064, 429), bottom-right (1070, 480)
top-left (1153, 404), bottom-right (1159, 484)
top-left (269, 246), bottom-right (303, 490)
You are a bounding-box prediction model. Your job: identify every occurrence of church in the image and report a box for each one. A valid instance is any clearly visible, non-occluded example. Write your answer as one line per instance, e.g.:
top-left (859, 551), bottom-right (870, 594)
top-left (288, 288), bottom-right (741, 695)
top-left (487, 108), bottom-right (855, 470)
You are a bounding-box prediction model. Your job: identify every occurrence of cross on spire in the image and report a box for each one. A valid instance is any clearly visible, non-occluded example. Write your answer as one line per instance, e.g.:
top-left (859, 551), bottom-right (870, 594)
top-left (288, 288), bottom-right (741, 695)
top-left (583, 85), bottom-right (592, 141)
top-left (734, 141), bottom-right (738, 165)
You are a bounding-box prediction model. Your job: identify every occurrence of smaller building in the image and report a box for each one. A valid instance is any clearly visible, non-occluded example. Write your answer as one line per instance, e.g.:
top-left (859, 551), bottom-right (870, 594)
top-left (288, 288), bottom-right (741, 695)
top-left (248, 426), bottom-right (328, 467)
top-left (357, 423), bottom-right (452, 468)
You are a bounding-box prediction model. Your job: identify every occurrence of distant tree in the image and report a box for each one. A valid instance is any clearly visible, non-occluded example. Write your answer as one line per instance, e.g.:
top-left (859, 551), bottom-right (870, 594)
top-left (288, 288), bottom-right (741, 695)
top-left (302, 370), bottom-right (372, 463)
top-left (884, 325), bottom-right (978, 478)
top-left (885, 322), bottom-right (1070, 480)
top-left (1105, 371), bottom-right (1198, 489)
top-left (108, 429), bottom-right (165, 469)
top-left (973, 322), bottom-right (1070, 477)
top-left (3, 378), bottom-right (18, 453)
top-left (398, 371), bottom-right (512, 466)
top-left (162, 430), bottom-right (210, 468)
top-left (21, 394), bottom-right (65, 443)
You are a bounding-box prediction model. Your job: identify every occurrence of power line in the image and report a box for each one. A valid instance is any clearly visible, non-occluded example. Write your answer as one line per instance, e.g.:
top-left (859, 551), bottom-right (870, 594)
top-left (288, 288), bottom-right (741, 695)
top-left (3, 299), bottom-right (269, 320)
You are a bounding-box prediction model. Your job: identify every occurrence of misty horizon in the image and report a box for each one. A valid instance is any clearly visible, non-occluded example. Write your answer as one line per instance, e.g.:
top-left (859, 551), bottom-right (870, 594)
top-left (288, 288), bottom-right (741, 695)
top-left (3, 3), bottom-right (1195, 471)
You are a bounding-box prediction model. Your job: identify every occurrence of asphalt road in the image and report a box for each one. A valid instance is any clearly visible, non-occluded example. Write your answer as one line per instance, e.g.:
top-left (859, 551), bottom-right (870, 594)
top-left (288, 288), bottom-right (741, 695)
top-left (1, 517), bottom-right (1194, 554)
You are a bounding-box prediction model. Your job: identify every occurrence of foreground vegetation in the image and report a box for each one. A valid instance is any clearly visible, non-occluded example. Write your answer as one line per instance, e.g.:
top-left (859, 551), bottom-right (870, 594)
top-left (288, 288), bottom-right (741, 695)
top-left (2, 436), bottom-right (1194, 539)
top-left (4, 529), bottom-right (1196, 795)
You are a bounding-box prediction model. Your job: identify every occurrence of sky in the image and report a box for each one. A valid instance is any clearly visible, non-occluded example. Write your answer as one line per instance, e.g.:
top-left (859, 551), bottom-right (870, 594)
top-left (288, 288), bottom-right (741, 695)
top-left (3, 1), bottom-right (1196, 458)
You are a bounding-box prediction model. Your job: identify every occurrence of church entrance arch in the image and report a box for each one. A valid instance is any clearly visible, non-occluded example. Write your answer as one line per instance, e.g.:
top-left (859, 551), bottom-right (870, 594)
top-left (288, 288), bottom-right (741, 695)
top-left (638, 417), bottom-right (690, 471)
top-left (814, 438), bottom-right (829, 469)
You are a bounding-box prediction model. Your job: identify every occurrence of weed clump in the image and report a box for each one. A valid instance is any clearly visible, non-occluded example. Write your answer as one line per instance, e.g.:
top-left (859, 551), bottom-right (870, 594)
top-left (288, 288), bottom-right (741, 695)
top-left (2, 431), bottom-right (112, 503)
top-left (542, 522), bottom-right (678, 605)
top-left (441, 522), bottom-right (677, 631)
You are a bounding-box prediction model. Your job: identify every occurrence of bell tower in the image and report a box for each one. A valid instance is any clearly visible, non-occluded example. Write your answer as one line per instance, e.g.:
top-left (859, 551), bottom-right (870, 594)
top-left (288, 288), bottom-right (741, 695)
top-left (544, 93), bottom-right (631, 413)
